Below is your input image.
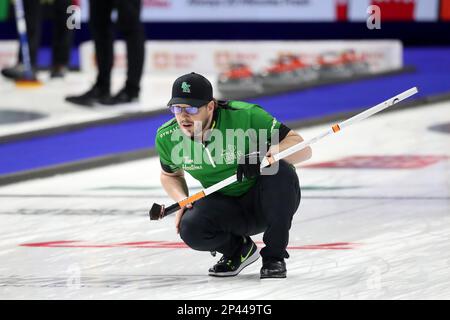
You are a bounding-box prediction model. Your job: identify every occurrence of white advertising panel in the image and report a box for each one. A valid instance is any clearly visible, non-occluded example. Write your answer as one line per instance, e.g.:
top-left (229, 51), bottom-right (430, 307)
top-left (0, 41), bottom-right (18, 69)
top-left (79, 0), bottom-right (440, 22)
top-left (80, 40), bottom-right (403, 75)
top-left (140, 0), bottom-right (336, 22)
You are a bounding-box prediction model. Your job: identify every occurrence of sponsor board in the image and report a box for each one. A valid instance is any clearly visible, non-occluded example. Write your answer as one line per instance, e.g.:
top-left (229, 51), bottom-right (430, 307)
top-left (348, 0), bottom-right (439, 22)
top-left (0, 41), bottom-right (18, 69)
top-left (78, 0), bottom-right (441, 22)
top-left (80, 40), bottom-right (403, 76)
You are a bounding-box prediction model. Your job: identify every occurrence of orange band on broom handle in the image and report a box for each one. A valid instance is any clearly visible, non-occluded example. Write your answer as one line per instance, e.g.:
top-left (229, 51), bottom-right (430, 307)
top-left (150, 87), bottom-right (418, 220)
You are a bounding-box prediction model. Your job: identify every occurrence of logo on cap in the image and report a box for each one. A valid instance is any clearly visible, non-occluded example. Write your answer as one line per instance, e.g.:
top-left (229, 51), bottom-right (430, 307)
top-left (181, 82), bottom-right (191, 93)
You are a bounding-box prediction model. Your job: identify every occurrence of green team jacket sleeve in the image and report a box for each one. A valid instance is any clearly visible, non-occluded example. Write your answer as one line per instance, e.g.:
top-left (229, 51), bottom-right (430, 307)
top-left (155, 122), bottom-right (182, 173)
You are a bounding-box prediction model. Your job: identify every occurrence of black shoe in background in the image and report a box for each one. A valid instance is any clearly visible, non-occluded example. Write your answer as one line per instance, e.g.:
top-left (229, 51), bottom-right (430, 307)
top-left (1, 64), bottom-right (37, 81)
top-left (260, 258), bottom-right (287, 279)
top-left (102, 87), bottom-right (139, 106)
top-left (65, 86), bottom-right (111, 107)
top-left (50, 65), bottom-right (68, 79)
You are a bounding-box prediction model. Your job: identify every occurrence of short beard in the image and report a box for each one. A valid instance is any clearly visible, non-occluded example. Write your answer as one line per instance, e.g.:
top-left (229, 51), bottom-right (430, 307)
top-left (191, 116), bottom-right (211, 142)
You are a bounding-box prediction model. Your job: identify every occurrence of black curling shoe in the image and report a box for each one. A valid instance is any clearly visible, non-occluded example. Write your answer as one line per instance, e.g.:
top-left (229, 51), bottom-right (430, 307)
top-left (260, 258), bottom-right (287, 279)
top-left (208, 236), bottom-right (259, 277)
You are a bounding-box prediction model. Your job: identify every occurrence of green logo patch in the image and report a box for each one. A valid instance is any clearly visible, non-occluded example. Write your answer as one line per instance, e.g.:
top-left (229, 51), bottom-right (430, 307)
top-left (181, 82), bottom-right (191, 93)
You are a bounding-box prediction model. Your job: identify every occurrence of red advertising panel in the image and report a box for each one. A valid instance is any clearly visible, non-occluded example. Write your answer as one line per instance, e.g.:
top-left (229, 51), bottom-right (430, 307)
top-left (372, 0), bottom-right (415, 21)
top-left (442, 0), bottom-right (450, 20)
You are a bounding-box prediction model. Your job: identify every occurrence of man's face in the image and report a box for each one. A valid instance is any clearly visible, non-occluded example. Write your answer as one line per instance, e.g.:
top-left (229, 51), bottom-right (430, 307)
top-left (174, 101), bottom-right (214, 137)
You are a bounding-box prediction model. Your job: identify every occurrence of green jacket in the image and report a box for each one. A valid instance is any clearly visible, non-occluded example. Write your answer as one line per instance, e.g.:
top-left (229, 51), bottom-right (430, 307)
top-left (155, 100), bottom-right (290, 197)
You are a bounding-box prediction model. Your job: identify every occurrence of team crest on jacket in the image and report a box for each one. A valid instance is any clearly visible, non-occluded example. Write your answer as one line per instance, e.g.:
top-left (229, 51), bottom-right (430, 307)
top-left (221, 145), bottom-right (244, 165)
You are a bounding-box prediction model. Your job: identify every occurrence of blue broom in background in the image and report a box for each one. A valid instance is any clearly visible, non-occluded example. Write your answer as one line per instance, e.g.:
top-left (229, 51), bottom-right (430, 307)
top-left (13, 0), bottom-right (41, 87)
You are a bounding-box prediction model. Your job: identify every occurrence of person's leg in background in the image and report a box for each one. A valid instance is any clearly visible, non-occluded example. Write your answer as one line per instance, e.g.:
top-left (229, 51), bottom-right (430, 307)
top-left (179, 193), bottom-right (260, 277)
top-left (50, 0), bottom-right (74, 78)
top-left (90, 0), bottom-right (114, 94)
top-left (22, 0), bottom-right (42, 68)
top-left (112, 0), bottom-right (145, 104)
top-left (65, 0), bottom-right (114, 106)
top-left (1, 0), bottom-right (42, 80)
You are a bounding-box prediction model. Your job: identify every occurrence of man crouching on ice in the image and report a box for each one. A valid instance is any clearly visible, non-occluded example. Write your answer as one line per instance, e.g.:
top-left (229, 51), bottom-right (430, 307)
top-left (155, 72), bottom-right (312, 279)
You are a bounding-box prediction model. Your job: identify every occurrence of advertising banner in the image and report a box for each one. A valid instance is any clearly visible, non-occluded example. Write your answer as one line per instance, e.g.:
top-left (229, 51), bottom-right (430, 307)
top-left (0, 41), bottom-right (18, 69)
top-left (80, 40), bottom-right (403, 76)
top-left (79, 0), bottom-right (440, 22)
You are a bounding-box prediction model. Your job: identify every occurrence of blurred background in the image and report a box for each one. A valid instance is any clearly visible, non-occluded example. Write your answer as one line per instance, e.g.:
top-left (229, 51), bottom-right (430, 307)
top-left (0, 0), bottom-right (449, 184)
top-left (1, 1), bottom-right (450, 300)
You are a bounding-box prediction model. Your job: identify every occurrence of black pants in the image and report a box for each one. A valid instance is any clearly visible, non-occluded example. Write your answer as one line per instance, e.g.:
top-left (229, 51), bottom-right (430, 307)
top-left (19, 0), bottom-right (73, 67)
top-left (89, 0), bottom-right (145, 95)
top-left (179, 161), bottom-right (301, 260)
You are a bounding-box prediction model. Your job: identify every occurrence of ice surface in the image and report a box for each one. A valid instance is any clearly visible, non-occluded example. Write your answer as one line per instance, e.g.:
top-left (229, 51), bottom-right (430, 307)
top-left (0, 101), bottom-right (449, 299)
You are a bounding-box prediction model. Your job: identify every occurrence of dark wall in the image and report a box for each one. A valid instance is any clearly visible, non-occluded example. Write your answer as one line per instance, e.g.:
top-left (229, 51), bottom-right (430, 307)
top-left (0, 21), bottom-right (450, 46)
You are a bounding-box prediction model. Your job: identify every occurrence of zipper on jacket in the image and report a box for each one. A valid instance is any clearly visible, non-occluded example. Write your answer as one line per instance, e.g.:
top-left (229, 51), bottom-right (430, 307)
top-left (203, 144), bottom-right (216, 168)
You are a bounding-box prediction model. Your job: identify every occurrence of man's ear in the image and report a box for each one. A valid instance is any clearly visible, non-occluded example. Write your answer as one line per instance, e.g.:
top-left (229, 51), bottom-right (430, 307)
top-left (207, 100), bottom-right (215, 112)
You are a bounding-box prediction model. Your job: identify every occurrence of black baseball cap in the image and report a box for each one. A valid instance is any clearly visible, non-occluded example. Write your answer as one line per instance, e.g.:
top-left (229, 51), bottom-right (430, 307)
top-left (167, 72), bottom-right (213, 108)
